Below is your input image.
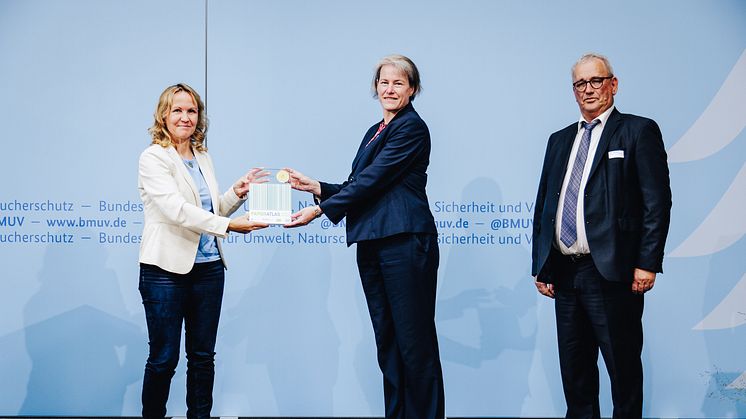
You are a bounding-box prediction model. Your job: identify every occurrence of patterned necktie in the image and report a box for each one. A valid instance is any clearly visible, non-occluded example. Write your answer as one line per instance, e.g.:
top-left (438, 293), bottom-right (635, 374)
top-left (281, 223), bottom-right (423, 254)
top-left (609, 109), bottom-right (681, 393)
top-left (560, 119), bottom-right (600, 248)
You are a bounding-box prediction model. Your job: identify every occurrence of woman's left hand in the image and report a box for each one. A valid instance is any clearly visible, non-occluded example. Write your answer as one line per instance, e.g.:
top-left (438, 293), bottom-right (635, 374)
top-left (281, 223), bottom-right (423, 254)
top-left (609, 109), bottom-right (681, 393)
top-left (228, 214), bottom-right (269, 233)
top-left (284, 167), bottom-right (321, 196)
top-left (233, 168), bottom-right (269, 198)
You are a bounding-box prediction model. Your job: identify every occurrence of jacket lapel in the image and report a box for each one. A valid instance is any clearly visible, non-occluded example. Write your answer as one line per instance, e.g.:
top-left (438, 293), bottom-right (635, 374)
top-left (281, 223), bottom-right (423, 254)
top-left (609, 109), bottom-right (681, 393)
top-left (553, 124), bottom-right (579, 190)
top-left (350, 103), bottom-right (416, 174)
top-left (167, 146), bottom-right (201, 204)
top-left (194, 151), bottom-right (219, 212)
top-left (350, 129), bottom-right (377, 174)
top-left (588, 108), bottom-right (621, 180)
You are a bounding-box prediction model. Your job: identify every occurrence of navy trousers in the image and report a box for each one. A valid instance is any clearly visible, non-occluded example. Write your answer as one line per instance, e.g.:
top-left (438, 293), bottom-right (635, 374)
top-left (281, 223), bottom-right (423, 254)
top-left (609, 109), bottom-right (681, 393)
top-left (552, 251), bottom-right (644, 419)
top-left (139, 260), bottom-right (225, 419)
top-left (356, 233), bottom-right (445, 419)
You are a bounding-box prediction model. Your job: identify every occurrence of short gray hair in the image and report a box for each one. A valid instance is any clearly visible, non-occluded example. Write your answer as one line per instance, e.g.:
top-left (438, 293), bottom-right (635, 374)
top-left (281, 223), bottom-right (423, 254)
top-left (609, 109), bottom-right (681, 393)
top-left (571, 53), bottom-right (615, 79)
top-left (371, 54), bottom-right (421, 101)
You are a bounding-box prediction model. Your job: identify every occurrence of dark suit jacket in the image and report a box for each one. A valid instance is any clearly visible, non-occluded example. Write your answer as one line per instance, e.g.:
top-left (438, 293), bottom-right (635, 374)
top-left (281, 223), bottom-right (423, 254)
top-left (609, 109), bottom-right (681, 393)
top-left (532, 108), bottom-right (672, 283)
top-left (318, 103), bottom-right (437, 245)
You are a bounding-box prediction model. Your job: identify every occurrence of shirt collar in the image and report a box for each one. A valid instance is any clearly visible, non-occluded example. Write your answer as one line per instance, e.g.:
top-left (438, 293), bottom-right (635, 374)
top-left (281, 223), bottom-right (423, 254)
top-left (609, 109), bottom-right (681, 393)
top-left (577, 105), bottom-right (615, 130)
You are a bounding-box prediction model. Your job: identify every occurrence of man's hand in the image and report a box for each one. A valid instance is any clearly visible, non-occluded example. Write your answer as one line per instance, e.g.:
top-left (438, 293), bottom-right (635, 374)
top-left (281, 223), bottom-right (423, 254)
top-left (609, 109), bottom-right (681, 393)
top-left (632, 268), bottom-right (656, 294)
top-left (534, 276), bottom-right (555, 299)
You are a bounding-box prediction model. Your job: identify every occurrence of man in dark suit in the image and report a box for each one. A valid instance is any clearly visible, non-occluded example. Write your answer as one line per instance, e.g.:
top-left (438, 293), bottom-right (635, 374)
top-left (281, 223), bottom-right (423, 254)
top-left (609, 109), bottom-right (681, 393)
top-left (285, 55), bottom-right (444, 419)
top-left (531, 53), bottom-right (672, 419)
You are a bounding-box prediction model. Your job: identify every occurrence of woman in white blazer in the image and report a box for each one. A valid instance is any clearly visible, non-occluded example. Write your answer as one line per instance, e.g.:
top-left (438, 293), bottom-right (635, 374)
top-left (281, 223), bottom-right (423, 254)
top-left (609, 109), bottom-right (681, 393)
top-left (137, 83), bottom-right (266, 419)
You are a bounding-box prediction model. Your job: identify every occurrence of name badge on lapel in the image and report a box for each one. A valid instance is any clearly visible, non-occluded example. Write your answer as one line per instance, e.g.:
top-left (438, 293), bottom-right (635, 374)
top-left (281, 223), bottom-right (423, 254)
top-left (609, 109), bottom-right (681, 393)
top-left (608, 150), bottom-right (624, 159)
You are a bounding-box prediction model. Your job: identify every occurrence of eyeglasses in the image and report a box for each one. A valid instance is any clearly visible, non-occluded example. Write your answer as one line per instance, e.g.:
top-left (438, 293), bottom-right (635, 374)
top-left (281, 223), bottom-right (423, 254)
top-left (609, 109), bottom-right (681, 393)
top-left (572, 76), bottom-right (614, 92)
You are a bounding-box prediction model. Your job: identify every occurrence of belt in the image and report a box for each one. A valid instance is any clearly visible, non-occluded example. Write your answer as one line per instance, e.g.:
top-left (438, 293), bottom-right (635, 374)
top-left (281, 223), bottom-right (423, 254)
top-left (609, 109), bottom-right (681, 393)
top-left (562, 253), bottom-right (590, 263)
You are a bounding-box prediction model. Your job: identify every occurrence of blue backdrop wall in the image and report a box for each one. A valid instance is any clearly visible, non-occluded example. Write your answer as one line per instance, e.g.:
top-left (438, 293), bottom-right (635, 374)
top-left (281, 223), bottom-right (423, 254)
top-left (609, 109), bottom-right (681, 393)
top-left (1, 0), bottom-right (745, 417)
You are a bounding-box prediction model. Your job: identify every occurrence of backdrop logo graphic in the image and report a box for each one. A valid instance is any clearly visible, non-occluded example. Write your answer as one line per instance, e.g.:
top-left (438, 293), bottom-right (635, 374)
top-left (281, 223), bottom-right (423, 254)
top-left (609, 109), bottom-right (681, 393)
top-left (669, 49), bottom-right (746, 390)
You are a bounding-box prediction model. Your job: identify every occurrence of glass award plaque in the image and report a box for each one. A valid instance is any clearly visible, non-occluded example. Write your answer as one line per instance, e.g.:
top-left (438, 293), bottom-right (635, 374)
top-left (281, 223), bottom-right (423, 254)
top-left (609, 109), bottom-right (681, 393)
top-left (248, 169), bottom-right (292, 224)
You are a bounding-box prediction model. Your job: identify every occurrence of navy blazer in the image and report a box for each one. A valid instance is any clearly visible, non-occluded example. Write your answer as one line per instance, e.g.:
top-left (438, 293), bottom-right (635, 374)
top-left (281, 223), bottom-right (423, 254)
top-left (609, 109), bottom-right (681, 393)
top-left (318, 103), bottom-right (437, 245)
top-left (532, 108), bottom-right (672, 283)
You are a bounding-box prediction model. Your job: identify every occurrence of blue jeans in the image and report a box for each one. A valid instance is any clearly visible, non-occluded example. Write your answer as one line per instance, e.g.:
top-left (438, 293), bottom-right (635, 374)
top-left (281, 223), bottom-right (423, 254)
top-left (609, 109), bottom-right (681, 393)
top-left (139, 260), bottom-right (225, 419)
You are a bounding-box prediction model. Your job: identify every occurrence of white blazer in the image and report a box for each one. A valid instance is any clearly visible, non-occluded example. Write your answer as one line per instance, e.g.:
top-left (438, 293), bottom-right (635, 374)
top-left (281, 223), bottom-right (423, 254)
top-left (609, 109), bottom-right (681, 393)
top-left (138, 144), bottom-right (245, 274)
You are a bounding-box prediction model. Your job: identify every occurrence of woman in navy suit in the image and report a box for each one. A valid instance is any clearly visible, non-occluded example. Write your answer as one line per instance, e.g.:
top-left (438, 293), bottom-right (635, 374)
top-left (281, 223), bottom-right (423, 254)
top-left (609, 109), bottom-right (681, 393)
top-left (285, 55), bottom-right (444, 419)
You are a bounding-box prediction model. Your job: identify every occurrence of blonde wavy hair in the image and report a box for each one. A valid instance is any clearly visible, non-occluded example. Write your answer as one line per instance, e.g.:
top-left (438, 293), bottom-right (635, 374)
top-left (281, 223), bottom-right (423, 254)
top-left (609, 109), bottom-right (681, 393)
top-left (148, 83), bottom-right (209, 152)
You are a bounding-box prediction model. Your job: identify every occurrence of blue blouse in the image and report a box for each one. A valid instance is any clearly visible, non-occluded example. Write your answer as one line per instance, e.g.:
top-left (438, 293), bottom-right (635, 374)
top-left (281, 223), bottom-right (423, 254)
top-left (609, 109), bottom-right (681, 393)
top-left (183, 158), bottom-right (221, 263)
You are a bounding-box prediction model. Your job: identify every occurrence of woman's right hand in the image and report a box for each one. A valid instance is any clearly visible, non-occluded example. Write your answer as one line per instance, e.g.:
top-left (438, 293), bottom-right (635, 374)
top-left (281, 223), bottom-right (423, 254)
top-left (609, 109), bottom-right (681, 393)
top-left (233, 168), bottom-right (270, 199)
top-left (284, 168), bottom-right (321, 196)
top-left (228, 214), bottom-right (269, 234)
